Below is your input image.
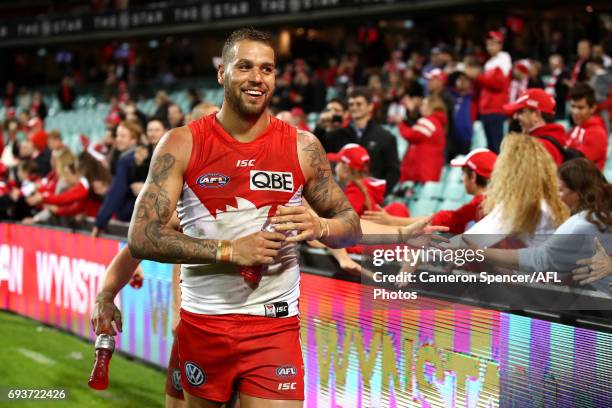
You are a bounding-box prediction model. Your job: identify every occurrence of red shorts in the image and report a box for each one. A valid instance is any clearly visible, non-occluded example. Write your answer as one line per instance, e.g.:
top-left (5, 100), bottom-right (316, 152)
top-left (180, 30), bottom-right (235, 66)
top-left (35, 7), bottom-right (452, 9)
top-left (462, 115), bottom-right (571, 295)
top-left (165, 337), bottom-right (184, 400)
top-left (177, 309), bottom-right (304, 403)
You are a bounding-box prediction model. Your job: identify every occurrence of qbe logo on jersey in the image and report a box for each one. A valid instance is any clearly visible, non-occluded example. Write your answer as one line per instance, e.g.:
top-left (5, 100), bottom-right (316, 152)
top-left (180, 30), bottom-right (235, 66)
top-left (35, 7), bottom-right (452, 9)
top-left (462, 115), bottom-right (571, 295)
top-left (250, 170), bottom-right (293, 192)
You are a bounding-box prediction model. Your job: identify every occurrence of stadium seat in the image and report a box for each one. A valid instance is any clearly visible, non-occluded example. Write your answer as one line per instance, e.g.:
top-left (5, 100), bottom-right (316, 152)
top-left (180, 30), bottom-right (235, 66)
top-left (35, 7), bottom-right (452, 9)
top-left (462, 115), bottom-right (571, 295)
top-left (437, 198), bottom-right (466, 212)
top-left (440, 181), bottom-right (465, 201)
top-left (470, 121), bottom-right (487, 150)
top-left (419, 181), bottom-right (444, 200)
top-left (409, 198), bottom-right (439, 216)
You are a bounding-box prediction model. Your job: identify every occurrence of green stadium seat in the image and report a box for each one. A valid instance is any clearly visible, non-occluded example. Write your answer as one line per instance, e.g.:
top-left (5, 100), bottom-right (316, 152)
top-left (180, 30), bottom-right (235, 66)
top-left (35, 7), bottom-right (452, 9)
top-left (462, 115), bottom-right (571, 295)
top-left (471, 121), bottom-right (487, 150)
top-left (442, 165), bottom-right (463, 184)
top-left (437, 199), bottom-right (465, 212)
top-left (440, 181), bottom-right (465, 201)
top-left (409, 198), bottom-right (439, 216)
top-left (419, 181), bottom-right (444, 200)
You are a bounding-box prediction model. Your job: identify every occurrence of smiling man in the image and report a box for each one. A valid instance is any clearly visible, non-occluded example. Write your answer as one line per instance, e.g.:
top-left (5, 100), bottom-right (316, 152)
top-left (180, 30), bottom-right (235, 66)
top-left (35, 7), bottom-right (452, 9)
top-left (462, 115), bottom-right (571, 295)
top-left (316, 87), bottom-right (400, 193)
top-left (127, 28), bottom-right (361, 408)
top-left (566, 83), bottom-right (608, 170)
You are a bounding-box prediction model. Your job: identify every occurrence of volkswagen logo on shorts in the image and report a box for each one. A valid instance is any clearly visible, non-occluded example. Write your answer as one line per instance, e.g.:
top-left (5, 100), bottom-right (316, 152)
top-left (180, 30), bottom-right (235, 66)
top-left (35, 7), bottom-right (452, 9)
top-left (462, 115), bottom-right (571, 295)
top-left (171, 369), bottom-right (182, 391)
top-left (184, 361), bottom-right (206, 387)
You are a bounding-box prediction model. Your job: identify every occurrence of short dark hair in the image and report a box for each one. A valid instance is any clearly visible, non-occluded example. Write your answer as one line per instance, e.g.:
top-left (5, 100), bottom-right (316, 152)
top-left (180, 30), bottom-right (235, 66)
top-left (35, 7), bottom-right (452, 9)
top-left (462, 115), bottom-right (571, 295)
top-left (542, 112), bottom-right (556, 124)
top-left (19, 160), bottom-right (38, 175)
top-left (569, 82), bottom-right (597, 107)
top-left (348, 87), bottom-right (373, 105)
top-left (463, 167), bottom-right (489, 187)
top-left (147, 117), bottom-right (169, 130)
top-left (222, 28), bottom-right (273, 65)
top-left (328, 97), bottom-right (348, 111)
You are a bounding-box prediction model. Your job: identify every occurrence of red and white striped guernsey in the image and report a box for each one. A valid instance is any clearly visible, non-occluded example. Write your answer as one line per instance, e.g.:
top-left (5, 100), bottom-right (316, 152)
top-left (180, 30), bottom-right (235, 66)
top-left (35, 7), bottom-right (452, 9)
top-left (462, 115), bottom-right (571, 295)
top-left (177, 114), bottom-right (305, 317)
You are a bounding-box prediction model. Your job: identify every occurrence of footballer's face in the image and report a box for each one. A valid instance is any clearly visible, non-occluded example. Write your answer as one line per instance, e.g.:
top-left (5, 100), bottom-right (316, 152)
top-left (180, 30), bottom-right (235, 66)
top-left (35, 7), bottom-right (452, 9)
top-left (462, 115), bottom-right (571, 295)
top-left (219, 40), bottom-right (276, 120)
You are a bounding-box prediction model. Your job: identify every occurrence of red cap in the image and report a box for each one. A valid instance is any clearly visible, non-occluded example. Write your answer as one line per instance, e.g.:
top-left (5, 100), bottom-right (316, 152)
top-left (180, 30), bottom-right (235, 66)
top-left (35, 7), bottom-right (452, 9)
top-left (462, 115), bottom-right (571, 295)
top-left (450, 148), bottom-right (497, 178)
top-left (514, 59), bottom-right (531, 75)
top-left (30, 130), bottom-right (48, 152)
top-left (424, 68), bottom-right (447, 83)
top-left (327, 143), bottom-right (370, 171)
top-left (290, 107), bottom-right (305, 118)
top-left (487, 30), bottom-right (505, 43)
top-left (503, 88), bottom-right (556, 115)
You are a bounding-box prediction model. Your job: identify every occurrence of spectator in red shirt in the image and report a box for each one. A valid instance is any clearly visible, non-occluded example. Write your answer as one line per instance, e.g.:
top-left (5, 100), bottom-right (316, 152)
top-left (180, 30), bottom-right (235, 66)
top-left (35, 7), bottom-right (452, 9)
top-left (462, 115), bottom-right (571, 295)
top-left (503, 88), bottom-right (568, 166)
top-left (327, 143), bottom-right (387, 216)
top-left (571, 39), bottom-right (592, 85)
top-left (566, 83), bottom-right (608, 170)
top-left (363, 148), bottom-right (497, 234)
top-left (470, 30), bottom-right (512, 154)
top-left (397, 95), bottom-right (447, 182)
top-left (57, 76), bottom-right (76, 110)
top-left (24, 147), bottom-right (89, 224)
top-left (431, 148), bottom-right (497, 233)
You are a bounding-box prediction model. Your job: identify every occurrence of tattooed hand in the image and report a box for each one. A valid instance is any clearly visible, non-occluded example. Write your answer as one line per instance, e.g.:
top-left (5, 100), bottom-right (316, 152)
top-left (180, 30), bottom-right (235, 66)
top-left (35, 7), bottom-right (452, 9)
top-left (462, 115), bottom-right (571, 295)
top-left (297, 130), bottom-right (361, 248)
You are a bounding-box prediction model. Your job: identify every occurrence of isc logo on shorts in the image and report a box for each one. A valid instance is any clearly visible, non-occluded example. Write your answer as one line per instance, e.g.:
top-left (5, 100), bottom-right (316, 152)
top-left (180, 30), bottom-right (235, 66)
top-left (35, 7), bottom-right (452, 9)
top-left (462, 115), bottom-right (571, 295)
top-left (264, 301), bottom-right (289, 318)
top-left (250, 170), bottom-right (293, 192)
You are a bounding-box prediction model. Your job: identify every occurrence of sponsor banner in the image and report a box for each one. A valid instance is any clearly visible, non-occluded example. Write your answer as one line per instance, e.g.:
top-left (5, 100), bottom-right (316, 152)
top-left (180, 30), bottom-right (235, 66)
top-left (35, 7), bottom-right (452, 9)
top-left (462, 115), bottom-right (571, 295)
top-left (0, 0), bottom-right (401, 44)
top-left (0, 223), bottom-right (116, 342)
top-left (299, 273), bottom-right (612, 407)
top-left (2, 223), bottom-right (612, 405)
top-left (118, 243), bottom-right (174, 367)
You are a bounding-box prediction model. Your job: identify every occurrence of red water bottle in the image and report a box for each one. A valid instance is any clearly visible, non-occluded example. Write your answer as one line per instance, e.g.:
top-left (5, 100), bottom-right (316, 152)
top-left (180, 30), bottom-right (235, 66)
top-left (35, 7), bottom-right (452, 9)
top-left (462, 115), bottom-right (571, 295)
top-left (240, 265), bottom-right (263, 284)
top-left (240, 218), bottom-right (278, 284)
top-left (129, 273), bottom-right (144, 289)
top-left (88, 334), bottom-right (115, 390)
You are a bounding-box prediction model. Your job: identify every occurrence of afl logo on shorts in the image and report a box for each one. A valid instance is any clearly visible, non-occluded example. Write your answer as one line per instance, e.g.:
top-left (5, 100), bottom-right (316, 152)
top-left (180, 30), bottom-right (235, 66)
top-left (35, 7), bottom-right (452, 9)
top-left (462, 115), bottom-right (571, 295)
top-left (250, 170), bottom-right (293, 192)
top-left (184, 361), bottom-right (206, 387)
top-left (276, 365), bottom-right (297, 378)
top-left (197, 173), bottom-right (230, 188)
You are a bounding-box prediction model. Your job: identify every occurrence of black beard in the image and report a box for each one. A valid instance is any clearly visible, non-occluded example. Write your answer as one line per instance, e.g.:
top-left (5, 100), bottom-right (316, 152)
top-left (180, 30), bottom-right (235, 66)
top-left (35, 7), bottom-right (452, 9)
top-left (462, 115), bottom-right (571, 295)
top-left (224, 79), bottom-right (268, 119)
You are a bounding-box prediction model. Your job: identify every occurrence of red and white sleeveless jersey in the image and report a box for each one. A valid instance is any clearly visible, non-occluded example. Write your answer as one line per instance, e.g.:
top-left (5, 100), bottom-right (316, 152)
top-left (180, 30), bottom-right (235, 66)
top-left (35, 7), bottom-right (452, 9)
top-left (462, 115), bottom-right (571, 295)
top-left (177, 114), bottom-right (305, 317)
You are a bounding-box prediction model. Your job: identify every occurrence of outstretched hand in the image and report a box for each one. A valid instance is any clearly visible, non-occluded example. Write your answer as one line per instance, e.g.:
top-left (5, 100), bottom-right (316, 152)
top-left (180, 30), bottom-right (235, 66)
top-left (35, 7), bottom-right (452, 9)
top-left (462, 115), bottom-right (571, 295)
top-left (572, 237), bottom-right (612, 285)
top-left (272, 205), bottom-right (323, 242)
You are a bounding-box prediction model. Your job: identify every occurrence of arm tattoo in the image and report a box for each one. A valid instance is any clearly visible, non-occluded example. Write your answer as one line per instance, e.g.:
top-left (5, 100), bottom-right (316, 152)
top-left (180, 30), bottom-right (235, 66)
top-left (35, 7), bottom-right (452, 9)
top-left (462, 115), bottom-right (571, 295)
top-left (300, 136), bottom-right (361, 248)
top-left (128, 153), bottom-right (219, 264)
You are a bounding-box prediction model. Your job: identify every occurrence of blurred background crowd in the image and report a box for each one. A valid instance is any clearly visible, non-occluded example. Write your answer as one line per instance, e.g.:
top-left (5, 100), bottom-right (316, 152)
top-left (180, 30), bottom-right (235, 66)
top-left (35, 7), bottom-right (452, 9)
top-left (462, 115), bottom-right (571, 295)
top-left (0, 1), bottom-right (610, 270)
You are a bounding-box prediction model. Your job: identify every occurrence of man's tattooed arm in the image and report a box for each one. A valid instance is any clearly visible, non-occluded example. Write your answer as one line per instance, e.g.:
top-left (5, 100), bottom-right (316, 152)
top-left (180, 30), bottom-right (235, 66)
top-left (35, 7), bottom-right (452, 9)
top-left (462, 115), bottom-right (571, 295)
top-left (297, 130), bottom-right (362, 248)
top-left (127, 128), bottom-right (219, 264)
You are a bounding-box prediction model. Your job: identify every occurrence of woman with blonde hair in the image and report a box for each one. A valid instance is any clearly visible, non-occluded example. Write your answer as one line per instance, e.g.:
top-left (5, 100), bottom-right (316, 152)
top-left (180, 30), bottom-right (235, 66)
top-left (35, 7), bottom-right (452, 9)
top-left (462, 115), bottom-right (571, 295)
top-left (25, 147), bottom-right (90, 224)
top-left (473, 158), bottom-right (611, 293)
top-left (462, 132), bottom-right (569, 247)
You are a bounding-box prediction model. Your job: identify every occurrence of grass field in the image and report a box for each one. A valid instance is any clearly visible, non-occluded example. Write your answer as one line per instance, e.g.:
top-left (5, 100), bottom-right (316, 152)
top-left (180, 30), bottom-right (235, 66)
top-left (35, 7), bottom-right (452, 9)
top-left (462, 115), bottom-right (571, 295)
top-left (0, 311), bottom-right (166, 407)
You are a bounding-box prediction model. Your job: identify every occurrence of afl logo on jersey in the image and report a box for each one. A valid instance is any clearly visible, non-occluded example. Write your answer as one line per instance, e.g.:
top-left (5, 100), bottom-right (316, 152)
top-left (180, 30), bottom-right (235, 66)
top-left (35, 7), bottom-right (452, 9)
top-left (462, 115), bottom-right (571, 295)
top-left (250, 170), bottom-right (293, 192)
top-left (197, 173), bottom-right (230, 188)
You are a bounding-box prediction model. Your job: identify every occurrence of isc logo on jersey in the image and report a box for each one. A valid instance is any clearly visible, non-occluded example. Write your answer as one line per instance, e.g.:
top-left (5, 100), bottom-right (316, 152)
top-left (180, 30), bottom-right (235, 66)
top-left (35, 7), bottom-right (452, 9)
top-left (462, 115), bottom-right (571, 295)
top-left (197, 173), bottom-right (230, 188)
top-left (250, 171), bottom-right (293, 192)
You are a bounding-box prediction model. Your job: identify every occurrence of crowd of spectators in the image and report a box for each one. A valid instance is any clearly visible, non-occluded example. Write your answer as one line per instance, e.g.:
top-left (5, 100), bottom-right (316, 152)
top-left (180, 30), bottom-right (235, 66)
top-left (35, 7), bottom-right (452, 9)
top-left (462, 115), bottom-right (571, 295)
top-left (0, 25), bottom-right (611, 286)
